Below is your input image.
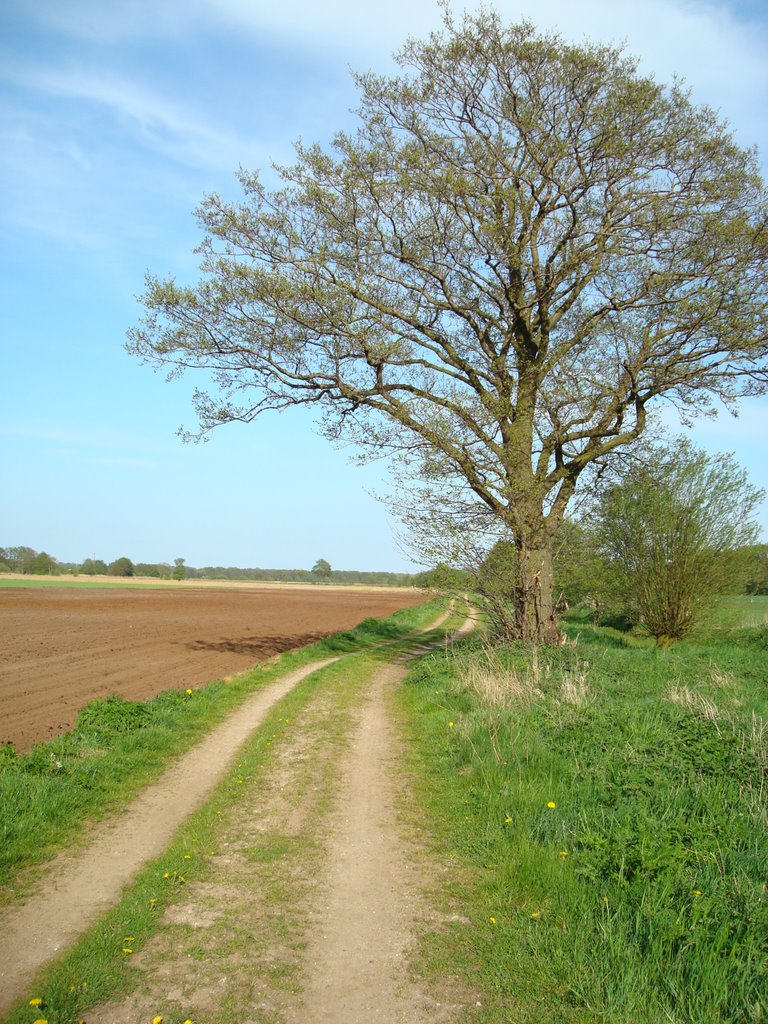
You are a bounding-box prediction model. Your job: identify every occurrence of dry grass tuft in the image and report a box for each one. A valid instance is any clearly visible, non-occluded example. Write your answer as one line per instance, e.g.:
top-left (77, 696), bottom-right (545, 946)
top-left (559, 668), bottom-right (591, 706)
top-left (454, 646), bottom-right (591, 711)
top-left (456, 646), bottom-right (545, 709)
top-left (668, 684), bottom-right (722, 730)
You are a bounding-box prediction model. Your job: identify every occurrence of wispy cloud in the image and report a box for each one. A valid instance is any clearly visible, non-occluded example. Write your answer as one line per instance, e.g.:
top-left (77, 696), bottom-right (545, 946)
top-left (10, 1), bottom-right (766, 154)
top-left (2, 63), bottom-right (268, 172)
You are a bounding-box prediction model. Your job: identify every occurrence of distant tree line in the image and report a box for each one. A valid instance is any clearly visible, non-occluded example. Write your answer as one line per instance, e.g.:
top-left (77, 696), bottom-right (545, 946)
top-left (0, 547), bottom-right (421, 587)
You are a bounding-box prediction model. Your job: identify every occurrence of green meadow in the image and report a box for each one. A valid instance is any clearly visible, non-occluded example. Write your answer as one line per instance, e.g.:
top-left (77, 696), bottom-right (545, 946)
top-left (0, 576), bottom-right (175, 589)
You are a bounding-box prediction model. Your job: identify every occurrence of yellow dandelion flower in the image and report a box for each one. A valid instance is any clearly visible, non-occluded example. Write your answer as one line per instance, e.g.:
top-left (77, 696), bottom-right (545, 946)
top-left (693, 889), bottom-right (702, 896)
top-left (149, 898), bottom-right (157, 905)
top-left (184, 854), bottom-right (191, 859)
top-left (559, 850), bottom-right (569, 857)
top-left (186, 688), bottom-right (193, 695)
top-left (122, 947), bottom-right (133, 954)
top-left (602, 896), bottom-right (609, 904)
top-left (489, 916), bottom-right (496, 924)
top-left (182, 1019), bottom-right (194, 1024)
top-left (547, 801), bottom-right (556, 809)
top-left (504, 816), bottom-right (513, 825)
top-left (153, 1016), bottom-right (164, 1024)
top-left (28, 999), bottom-right (43, 1007)
top-left (530, 911), bottom-right (540, 919)
top-left (123, 936), bottom-right (135, 942)
top-left (448, 721), bottom-right (454, 728)
top-left (163, 871), bottom-right (170, 879)
top-left (31, 1019), bottom-right (48, 1024)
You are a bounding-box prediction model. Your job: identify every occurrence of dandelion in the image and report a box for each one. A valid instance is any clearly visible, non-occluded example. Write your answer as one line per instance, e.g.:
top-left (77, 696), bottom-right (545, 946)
top-left (547, 801), bottom-right (556, 809)
top-left (530, 911), bottom-right (540, 919)
top-left (489, 916), bottom-right (496, 925)
top-left (504, 817), bottom-right (513, 825)
top-left (153, 1017), bottom-right (164, 1024)
top-left (163, 872), bottom-right (170, 879)
top-left (693, 889), bottom-right (702, 896)
top-left (124, 936), bottom-right (135, 942)
top-left (184, 854), bottom-right (191, 860)
top-left (28, 999), bottom-right (43, 1007)
top-left (186, 688), bottom-right (193, 696)
top-left (149, 898), bottom-right (157, 906)
top-left (122, 948), bottom-right (133, 954)
top-left (31, 1019), bottom-right (48, 1024)
top-left (448, 721), bottom-right (454, 728)
top-left (182, 1019), bottom-right (194, 1024)
top-left (559, 850), bottom-right (569, 857)
top-left (602, 896), bottom-right (609, 904)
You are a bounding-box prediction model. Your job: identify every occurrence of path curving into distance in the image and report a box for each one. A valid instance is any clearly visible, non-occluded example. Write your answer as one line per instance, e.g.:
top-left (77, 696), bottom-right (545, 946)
top-left (289, 607), bottom-right (477, 1024)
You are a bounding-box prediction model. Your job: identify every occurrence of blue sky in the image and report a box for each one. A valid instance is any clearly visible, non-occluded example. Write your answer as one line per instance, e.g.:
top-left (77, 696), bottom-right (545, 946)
top-left (1, 0), bottom-right (767, 571)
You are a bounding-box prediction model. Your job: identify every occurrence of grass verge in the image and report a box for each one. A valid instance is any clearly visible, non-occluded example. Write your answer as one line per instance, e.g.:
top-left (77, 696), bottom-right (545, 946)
top-left (0, 596), bottom-right (447, 898)
top-left (398, 597), bottom-right (768, 1024)
top-left (2, 602), bottom-right (461, 1024)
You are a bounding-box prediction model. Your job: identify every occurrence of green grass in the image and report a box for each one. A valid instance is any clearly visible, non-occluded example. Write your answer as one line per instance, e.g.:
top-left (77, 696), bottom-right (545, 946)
top-left (0, 576), bottom-right (182, 588)
top-left (398, 596), bottom-right (768, 1024)
top-left (0, 596), bottom-right (446, 897)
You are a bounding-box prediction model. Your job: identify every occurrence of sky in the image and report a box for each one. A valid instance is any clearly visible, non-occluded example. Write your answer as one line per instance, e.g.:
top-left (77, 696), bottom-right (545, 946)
top-left (1, 0), bottom-right (767, 572)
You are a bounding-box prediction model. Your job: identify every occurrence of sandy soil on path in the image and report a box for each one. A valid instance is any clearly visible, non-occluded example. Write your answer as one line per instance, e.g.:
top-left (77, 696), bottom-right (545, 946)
top-left (0, 603), bottom-right (463, 1018)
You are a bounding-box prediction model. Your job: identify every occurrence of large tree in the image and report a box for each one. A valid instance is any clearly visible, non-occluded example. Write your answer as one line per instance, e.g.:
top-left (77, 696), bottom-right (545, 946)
top-left (129, 10), bottom-right (768, 642)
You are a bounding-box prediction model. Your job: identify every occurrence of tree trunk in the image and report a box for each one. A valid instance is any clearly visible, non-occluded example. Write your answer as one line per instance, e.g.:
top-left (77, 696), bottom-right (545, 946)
top-left (513, 535), bottom-right (561, 644)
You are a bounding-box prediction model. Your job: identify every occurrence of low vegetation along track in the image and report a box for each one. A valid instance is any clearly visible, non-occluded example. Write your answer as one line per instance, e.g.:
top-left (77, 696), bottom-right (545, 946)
top-left (0, 601), bottom-right (475, 1021)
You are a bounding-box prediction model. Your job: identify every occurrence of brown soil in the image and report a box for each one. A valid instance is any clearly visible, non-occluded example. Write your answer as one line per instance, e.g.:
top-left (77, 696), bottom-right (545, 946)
top-left (0, 585), bottom-right (427, 752)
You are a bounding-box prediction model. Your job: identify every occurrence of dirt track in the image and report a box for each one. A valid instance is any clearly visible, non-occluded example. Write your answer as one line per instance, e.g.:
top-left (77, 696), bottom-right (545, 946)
top-left (0, 585), bottom-right (427, 752)
top-left (0, 603), bottom-right (471, 1019)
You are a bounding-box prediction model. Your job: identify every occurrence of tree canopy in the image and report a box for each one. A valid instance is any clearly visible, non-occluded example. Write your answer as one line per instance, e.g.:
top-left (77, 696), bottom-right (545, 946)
top-left (311, 558), bottom-right (333, 581)
top-left (108, 556), bottom-right (135, 577)
top-left (590, 441), bottom-right (764, 641)
top-left (129, 9), bottom-right (768, 642)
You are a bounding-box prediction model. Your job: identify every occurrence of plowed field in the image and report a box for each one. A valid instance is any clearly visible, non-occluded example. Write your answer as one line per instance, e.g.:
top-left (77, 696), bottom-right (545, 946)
top-left (0, 584), bottom-right (427, 752)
